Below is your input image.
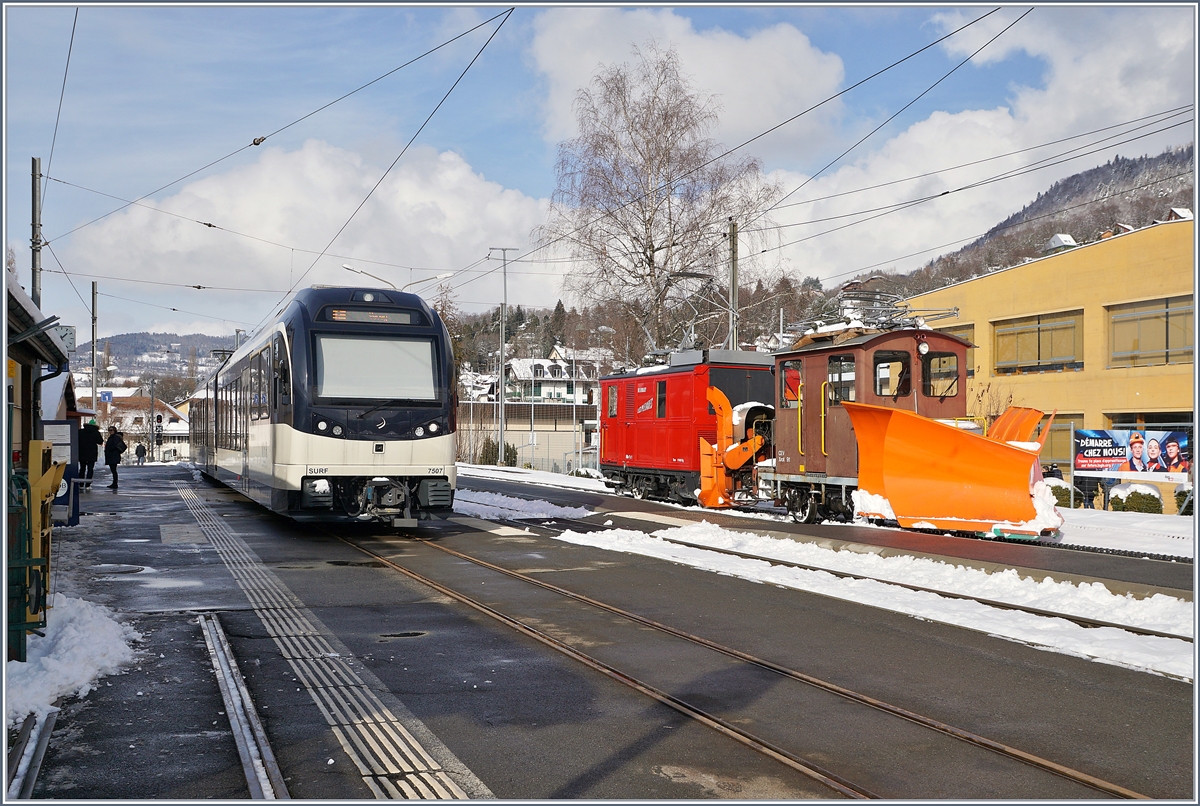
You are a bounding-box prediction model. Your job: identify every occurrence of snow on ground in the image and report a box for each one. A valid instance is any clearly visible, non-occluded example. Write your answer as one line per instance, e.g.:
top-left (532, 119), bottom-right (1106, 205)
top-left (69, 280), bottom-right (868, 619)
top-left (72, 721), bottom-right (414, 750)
top-left (456, 464), bottom-right (1195, 680)
top-left (454, 489), bottom-right (591, 520)
top-left (457, 462), bottom-right (610, 493)
top-left (5, 594), bottom-right (142, 730)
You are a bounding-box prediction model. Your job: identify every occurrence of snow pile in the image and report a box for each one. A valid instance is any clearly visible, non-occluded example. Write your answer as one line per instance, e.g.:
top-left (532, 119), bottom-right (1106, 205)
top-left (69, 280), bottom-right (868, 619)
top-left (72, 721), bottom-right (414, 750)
top-left (6, 594), bottom-right (142, 729)
top-left (549, 521), bottom-right (1193, 679)
top-left (995, 480), bottom-right (1064, 534)
top-left (851, 489), bottom-right (897, 521)
top-left (178, 461), bottom-right (203, 482)
top-left (1110, 482), bottom-right (1163, 503)
top-left (454, 490), bottom-right (591, 520)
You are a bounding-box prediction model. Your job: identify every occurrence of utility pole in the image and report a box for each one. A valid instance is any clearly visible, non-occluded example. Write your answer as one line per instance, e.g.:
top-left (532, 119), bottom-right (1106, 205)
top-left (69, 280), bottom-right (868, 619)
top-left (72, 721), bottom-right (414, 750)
top-left (91, 282), bottom-right (98, 412)
top-left (728, 218), bottom-right (738, 351)
top-left (489, 247), bottom-right (515, 466)
top-left (148, 378), bottom-right (156, 463)
top-left (31, 158), bottom-right (42, 307)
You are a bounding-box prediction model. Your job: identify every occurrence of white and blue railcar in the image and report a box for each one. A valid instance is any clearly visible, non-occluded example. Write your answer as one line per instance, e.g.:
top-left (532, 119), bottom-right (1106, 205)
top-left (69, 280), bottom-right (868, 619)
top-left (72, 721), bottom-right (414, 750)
top-left (190, 286), bottom-right (456, 527)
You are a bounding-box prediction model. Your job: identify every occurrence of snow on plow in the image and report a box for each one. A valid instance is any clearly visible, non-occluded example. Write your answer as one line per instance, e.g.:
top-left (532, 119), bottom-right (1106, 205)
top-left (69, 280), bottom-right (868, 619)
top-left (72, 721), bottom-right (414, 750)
top-left (843, 401), bottom-right (1063, 537)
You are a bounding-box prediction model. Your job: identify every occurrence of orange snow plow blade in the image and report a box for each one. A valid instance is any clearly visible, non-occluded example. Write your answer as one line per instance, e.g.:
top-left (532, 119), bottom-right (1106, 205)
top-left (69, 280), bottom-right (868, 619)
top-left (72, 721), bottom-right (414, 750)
top-left (985, 406), bottom-right (1045, 444)
top-left (843, 401), bottom-right (1052, 534)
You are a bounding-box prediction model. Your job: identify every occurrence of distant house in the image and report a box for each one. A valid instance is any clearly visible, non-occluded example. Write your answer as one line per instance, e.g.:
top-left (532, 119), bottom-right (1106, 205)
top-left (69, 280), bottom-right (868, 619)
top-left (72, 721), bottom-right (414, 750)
top-left (505, 358), bottom-right (597, 404)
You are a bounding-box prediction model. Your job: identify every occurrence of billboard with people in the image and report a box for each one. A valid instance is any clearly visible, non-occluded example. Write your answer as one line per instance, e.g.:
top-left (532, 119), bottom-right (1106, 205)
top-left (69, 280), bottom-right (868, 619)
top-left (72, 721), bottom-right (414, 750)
top-left (1073, 429), bottom-right (1191, 484)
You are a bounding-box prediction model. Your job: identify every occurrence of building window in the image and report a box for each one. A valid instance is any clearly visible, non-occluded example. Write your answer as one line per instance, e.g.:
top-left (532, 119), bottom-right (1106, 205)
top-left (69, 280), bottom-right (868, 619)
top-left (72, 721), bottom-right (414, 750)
top-left (873, 351), bottom-right (911, 397)
top-left (1108, 295), bottom-right (1193, 368)
top-left (994, 310), bottom-right (1082, 374)
top-left (1036, 413), bottom-right (1084, 481)
top-left (938, 324), bottom-right (975, 378)
top-left (533, 364), bottom-right (544, 378)
top-left (827, 355), bottom-right (855, 404)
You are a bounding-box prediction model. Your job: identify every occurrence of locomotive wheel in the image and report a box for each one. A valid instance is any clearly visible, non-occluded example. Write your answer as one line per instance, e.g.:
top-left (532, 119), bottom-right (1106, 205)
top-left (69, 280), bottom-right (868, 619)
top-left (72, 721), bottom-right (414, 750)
top-left (787, 488), bottom-right (820, 524)
top-left (630, 480), bottom-right (647, 500)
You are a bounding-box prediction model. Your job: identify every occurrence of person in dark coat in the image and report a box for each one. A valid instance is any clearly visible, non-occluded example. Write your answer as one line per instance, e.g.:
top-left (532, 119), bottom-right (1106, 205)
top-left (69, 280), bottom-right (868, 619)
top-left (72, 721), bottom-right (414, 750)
top-left (78, 419), bottom-right (105, 490)
top-left (104, 426), bottom-right (127, 490)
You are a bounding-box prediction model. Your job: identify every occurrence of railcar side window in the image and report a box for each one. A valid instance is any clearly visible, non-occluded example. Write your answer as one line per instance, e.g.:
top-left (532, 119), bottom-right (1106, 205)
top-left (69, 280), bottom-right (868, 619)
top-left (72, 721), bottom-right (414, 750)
top-left (607, 386), bottom-right (618, 418)
top-left (827, 355), bottom-right (856, 404)
top-left (779, 361), bottom-right (801, 409)
top-left (656, 380), bottom-right (667, 418)
top-left (922, 352), bottom-right (959, 397)
top-left (873, 351), bottom-right (911, 397)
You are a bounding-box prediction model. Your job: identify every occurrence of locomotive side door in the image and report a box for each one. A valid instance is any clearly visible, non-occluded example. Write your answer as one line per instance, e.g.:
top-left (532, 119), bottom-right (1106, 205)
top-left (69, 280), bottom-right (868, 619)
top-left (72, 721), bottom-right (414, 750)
top-left (775, 359), bottom-right (804, 474)
top-left (823, 353), bottom-right (859, 479)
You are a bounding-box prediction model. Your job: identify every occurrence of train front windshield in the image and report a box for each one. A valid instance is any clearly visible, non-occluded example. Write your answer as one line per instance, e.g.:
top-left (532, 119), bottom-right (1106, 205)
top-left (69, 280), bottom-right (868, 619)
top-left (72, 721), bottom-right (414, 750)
top-left (314, 335), bottom-right (438, 400)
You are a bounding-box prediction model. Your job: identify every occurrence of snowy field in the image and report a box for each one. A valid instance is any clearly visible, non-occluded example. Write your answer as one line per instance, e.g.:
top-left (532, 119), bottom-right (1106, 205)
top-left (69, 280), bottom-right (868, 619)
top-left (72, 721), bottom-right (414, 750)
top-left (7, 464), bottom-right (1194, 741)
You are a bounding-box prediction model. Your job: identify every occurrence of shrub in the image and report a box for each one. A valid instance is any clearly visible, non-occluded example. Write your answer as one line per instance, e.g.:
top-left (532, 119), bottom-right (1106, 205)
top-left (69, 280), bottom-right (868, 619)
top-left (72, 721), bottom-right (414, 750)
top-left (1175, 489), bottom-right (1193, 515)
top-left (1111, 491), bottom-right (1163, 514)
top-left (1048, 483), bottom-right (1091, 509)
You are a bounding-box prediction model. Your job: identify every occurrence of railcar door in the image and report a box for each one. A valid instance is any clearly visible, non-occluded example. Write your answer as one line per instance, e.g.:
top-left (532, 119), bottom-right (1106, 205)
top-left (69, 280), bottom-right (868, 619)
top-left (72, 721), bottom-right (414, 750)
top-left (775, 359), bottom-right (804, 474)
top-left (823, 353), bottom-right (859, 479)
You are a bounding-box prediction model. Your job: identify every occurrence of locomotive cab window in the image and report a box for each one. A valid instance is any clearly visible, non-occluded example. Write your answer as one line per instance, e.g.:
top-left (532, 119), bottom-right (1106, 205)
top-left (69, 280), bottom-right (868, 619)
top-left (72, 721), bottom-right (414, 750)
top-left (873, 351), bottom-right (911, 397)
top-left (779, 360), bottom-right (801, 409)
top-left (314, 335), bottom-right (437, 401)
top-left (827, 355), bottom-right (856, 404)
top-left (607, 386), bottom-right (618, 418)
top-left (656, 380), bottom-right (667, 418)
top-left (922, 352), bottom-right (960, 397)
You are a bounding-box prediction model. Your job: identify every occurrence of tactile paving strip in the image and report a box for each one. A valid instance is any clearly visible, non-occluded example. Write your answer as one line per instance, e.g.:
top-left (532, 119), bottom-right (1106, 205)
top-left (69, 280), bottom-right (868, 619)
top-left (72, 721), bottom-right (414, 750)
top-left (175, 483), bottom-right (468, 800)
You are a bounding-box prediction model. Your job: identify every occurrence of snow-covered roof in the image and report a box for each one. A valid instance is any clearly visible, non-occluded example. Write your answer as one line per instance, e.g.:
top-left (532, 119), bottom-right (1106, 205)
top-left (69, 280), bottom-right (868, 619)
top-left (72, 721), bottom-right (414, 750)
top-left (1042, 233), bottom-right (1078, 252)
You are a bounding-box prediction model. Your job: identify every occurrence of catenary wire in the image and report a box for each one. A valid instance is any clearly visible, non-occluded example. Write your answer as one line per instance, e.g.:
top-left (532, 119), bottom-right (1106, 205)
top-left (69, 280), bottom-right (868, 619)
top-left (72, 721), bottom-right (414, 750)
top-left (747, 8), bottom-right (1033, 228)
top-left (43, 9), bottom-right (513, 246)
top-left (767, 105), bottom-right (1192, 213)
top-left (258, 8), bottom-right (515, 333)
top-left (746, 118), bottom-right (1193, 234)
top-left (448, 8), bottom-right (1005, 292)
top-left (41, 7), bottom-right (79, 218)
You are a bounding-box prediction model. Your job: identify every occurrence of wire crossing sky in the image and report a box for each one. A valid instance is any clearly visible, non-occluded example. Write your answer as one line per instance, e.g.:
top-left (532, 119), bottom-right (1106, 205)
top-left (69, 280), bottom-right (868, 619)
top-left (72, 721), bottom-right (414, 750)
top-left (4, 4), bottom-right (1195, 339)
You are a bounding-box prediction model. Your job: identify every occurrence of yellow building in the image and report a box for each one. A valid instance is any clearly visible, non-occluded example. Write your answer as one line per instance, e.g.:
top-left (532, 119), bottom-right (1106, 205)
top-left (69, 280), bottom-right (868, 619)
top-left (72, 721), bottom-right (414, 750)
top-left (907, 216), bottom-right (1194, 508)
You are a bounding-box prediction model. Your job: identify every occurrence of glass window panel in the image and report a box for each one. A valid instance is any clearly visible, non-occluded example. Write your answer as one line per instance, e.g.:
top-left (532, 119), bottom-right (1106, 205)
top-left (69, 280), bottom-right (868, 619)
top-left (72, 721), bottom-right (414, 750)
top-left (779, 361), bottom-right (801, 409)
top-left (828, 355), bottom-right (855, 404)
top-left (656, 380), bottom-right (667, 418)
top-left (873, 351), bottom-right (910, 397)
top-left (922, 353), bottom-right (959, 397)
top-left (314, 335), bottom-right (437, 400)
top-left (607, 386), bottom-right (617, 418)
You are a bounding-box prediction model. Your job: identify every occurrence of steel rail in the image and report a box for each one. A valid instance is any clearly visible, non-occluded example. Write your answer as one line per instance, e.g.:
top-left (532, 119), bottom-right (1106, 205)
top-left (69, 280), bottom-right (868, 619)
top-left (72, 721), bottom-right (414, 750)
top-left (532, 518), bottom-right (1192, 643)
top-left (199, 613), bottom-right (290, 799)
top-left (323, 530), bottom-right (873, 799)
top-left (381, 533), bottom-right (1150, 800)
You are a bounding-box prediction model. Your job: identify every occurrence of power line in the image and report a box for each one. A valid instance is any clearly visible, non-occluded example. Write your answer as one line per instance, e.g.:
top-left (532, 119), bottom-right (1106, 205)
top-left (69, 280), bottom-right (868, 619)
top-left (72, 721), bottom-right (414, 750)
top-left (43, 8), bottom-right (514, 246)
top-left (96, 292), bottom-right (257, 326)
top-left (42, 7), bottom-right (79, 217)
top-left (814, 170), bottom-right (1194, 286)
top-left (256, 9), bottom-right (515, 334)
top-left (749, 7), bottom-right (1033, 227)
top-left (766, 106), bottom-right (1192, 214)
top-left (470, 8), bottom-right (1006, 291)
top-left (747, 117), bottom-right (1192, 235)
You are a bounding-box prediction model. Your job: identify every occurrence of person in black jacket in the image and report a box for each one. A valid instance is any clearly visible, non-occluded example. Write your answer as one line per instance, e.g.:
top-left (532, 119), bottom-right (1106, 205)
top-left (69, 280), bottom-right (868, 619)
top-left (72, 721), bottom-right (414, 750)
top-left (78, 419), bottom-right (105, 490)
top-left (104, 426), bottom-right (127, 490)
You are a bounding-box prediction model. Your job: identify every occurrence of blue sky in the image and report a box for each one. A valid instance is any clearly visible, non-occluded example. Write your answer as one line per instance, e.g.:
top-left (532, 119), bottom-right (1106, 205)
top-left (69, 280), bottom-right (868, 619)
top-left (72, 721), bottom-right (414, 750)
top-left (4, 4), bottom-right (1195, 343)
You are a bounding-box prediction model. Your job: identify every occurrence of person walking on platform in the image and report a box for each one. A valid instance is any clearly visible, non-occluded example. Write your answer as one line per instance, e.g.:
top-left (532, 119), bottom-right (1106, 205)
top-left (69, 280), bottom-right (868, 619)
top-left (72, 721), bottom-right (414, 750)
top-left (135, 443), bottom-right (147, 466)
top-left (104, 426), bottom-right (127, 490)
top-left (78, 419), bottom-right (105, 490)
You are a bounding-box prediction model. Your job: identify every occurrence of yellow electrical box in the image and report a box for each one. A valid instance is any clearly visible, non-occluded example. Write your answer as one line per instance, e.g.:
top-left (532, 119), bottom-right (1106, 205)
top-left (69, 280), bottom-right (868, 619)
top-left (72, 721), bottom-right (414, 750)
top-left (22, 440), bottom-right (64, 624)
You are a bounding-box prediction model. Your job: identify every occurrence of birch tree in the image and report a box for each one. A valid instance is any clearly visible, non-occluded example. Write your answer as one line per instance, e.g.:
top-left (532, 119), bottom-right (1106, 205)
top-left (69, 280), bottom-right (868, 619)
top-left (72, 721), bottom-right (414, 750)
top-left (535, 44), bottom-right (780, 352)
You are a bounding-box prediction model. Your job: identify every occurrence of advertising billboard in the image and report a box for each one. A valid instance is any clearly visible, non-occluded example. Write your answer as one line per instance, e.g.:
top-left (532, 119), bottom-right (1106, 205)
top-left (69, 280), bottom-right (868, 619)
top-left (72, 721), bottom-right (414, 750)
top-left (1073, 429), bottom-right (1190, 484)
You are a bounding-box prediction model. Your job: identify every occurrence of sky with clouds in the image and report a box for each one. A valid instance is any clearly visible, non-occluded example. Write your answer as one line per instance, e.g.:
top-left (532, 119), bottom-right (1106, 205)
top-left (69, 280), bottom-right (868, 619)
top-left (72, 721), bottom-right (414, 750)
top-left (3, 4), bottom-right (1195, 345)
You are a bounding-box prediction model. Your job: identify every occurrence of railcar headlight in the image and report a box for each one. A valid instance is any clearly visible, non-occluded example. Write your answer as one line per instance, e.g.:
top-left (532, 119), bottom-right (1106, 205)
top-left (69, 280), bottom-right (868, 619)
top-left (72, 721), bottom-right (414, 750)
top-left (332, 425), bottom-right (344, 436)
top-left (414, 426), bottom-right (425, 437)
top-left (428, 422), bottom-right (439, 433)
top-left (317, 420), bottom-right (329, 432)
top-left (917, 341), bottom-right (930, 355)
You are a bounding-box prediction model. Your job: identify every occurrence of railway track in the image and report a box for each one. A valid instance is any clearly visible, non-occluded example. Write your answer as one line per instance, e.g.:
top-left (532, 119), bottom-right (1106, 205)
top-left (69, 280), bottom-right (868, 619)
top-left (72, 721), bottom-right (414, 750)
top-left (327, 525), bottom-right (1153, 800)
top-left (454, 491), bottom-right (1191, 642)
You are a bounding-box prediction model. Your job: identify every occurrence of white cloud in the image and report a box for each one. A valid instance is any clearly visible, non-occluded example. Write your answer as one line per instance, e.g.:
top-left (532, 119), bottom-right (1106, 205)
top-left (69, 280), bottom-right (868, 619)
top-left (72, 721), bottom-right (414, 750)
top-left (61, 139), bottom-right (555, 335)
top-left (767, 6), bottom-right (1195, 288)
top-left (529, 7), bottom-right (846, 164)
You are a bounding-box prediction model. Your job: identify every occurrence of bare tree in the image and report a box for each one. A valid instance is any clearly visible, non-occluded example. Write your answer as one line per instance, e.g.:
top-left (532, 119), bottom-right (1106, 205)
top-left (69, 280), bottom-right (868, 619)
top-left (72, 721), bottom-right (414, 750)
top-left (535, 43), bottom-right (781, 353)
